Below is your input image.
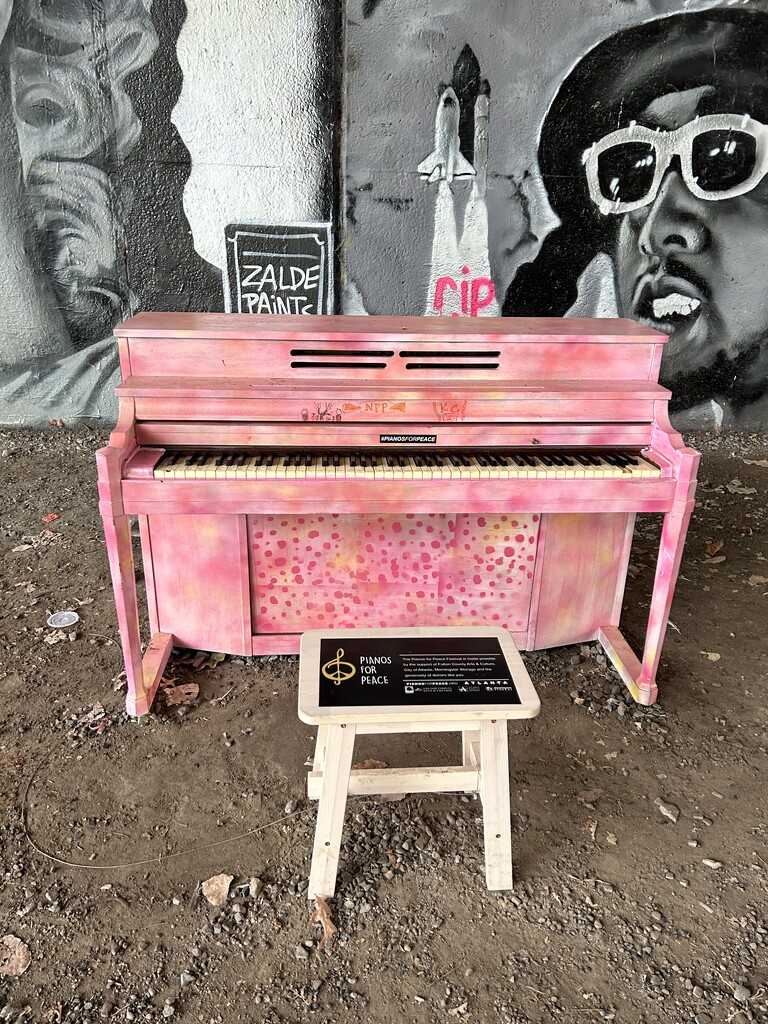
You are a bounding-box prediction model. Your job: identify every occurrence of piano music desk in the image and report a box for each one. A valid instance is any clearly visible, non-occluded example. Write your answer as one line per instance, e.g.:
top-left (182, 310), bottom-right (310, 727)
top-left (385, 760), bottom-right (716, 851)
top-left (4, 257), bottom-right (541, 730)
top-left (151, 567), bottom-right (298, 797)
top-left (298, 626), bottom-right (541, 898)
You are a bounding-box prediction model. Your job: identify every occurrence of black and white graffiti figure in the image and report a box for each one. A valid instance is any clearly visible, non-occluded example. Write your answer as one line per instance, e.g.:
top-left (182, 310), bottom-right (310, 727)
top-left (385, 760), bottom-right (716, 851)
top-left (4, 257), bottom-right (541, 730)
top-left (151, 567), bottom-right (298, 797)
top-left (504, 9), bottom-right (768, 428)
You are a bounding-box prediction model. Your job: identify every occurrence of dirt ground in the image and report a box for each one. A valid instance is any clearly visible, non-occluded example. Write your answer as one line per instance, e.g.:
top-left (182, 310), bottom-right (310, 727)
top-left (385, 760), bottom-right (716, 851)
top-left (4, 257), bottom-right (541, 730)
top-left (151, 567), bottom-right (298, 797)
top-left (0, 426), bottom-right (766, 1024)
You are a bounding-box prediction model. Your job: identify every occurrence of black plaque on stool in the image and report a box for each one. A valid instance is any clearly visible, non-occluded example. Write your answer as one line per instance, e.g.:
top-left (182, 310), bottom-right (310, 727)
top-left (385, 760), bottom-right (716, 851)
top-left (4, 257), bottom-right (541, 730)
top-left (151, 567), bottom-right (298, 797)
top-left (318, 635), bottom-right (521, 708)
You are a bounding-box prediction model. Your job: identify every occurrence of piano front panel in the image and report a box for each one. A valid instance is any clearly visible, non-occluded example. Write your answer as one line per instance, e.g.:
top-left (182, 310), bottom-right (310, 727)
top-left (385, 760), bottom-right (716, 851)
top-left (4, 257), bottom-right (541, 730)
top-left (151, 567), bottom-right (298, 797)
top-left (248, 512), bottom-right (539, 635)
top-left (143, 513), bottom-right (252, 656)
top-left (530, 512), bottom-right (635, 649)
top-left (133, 507), bottom-right (631, 657)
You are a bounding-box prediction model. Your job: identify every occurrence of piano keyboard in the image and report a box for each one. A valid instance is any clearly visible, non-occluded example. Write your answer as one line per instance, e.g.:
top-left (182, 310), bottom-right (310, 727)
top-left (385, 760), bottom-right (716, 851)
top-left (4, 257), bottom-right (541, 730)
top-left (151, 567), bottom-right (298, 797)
top-left (153, 449), bottom-right (661, 481)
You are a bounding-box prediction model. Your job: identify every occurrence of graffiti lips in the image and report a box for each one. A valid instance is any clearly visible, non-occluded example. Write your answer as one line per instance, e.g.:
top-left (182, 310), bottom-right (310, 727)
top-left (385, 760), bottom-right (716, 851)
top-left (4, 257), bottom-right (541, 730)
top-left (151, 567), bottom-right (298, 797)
top-left (632, 262), bottom-right (709, 331)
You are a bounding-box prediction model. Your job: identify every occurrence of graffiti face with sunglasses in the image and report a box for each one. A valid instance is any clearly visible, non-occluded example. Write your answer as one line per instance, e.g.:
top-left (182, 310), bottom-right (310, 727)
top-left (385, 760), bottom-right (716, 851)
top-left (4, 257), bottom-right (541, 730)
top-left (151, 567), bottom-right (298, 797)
top-left (585, 85), bottom-right (768, 407)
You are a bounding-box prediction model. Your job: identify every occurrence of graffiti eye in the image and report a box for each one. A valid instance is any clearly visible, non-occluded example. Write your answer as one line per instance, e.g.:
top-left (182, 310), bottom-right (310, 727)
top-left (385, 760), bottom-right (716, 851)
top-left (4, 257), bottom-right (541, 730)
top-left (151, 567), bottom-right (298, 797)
top-left (692, 129), bottom-right (757, 192)
top-left (596, 142), bottom-right (656, 203)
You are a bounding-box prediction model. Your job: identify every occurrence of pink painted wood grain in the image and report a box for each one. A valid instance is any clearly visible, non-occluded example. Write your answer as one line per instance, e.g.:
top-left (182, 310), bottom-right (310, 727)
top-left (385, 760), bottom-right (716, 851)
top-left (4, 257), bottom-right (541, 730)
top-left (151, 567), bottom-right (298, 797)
top-left (144, 513), bottom-right (252, 655)
top-left (531, 512), bottom-right (633, 649)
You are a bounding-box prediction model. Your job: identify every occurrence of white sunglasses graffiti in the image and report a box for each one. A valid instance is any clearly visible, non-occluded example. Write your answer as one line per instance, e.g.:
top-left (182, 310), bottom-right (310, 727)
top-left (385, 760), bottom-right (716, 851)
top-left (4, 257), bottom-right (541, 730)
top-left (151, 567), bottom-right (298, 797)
top-left (583, 113), bottom-right (768, 215)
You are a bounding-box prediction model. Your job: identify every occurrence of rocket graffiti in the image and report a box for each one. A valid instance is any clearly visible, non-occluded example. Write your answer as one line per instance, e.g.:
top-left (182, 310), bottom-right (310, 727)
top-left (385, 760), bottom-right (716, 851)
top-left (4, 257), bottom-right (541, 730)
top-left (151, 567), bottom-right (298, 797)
top-left (421, 81), bottom-right (498, 318)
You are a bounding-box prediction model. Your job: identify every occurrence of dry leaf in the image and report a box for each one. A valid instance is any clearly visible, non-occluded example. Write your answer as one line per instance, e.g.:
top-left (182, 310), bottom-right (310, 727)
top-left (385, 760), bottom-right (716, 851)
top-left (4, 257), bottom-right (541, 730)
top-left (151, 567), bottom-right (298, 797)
top-left (700, 651), bottom-right (721, 662)
top-left (310, 896), bottom-right (338, 954)
top-left (161, 680), bottom-right (199, 706)
top-left (43, 630), bottom-right (67, 646)
top-left (705, 539), bottom-right (723, 556)
top-left (606, 833), bottom-right (618, 846)
top-left (448, 1003), bottom-right (469, 1016)
top-left (577, 788), bottom-right (605, 804)
top-left (201, 873), bottom-right (233, 907)
top-left (583, 819), bottom-right (598, 841)
top-left (748, 575), bottom-right (768, 586)
top-left (704, 555), bottom-right (726, 564)
top-left (743, 458), bottom-right (768, 467)
top-left (603, 751), bottom-right (619, 760)
top-left (1, 935), bottom-right (32, 976)
top-left (352, 758), bottom-right (388, 771)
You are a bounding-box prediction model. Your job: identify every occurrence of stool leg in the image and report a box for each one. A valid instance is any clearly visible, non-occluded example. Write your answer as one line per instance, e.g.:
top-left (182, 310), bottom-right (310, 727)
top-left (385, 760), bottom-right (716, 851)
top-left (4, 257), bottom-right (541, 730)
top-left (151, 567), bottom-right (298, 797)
top-left (478, 720), bottom-right (513, 890)
top-left (462, 729), bottom-right (480, 766)
top-left (308, 724), bottom-right (357, 901)
top-left (313, 724), bottom-right (331, 776)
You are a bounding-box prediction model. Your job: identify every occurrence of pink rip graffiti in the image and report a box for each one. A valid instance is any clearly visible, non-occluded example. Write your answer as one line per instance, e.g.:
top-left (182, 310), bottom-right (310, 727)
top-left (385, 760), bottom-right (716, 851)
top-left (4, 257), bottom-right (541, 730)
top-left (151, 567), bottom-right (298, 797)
top-left (433, 265), bottom-right (496, 317)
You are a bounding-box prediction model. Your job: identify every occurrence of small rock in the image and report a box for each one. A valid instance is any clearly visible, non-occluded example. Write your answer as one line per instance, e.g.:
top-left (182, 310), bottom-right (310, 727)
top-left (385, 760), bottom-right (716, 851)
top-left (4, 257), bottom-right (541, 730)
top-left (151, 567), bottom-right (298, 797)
top-left (733, 984), bottom-right (751, 1002)
top-left (162, 1002), bottom-right (175, 1018)
top-left (294, 944), bottom-right (309, 960)
top-left (702, 859), bottom-right (723, 869)
top-left (655, 798), bottom-right (680, 823)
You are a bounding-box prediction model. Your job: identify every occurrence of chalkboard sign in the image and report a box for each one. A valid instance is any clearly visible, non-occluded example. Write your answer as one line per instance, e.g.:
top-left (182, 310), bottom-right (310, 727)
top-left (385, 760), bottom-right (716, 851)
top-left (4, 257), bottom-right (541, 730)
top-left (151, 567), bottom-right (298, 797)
top-left (317, 635), bottom-right (521, 708)
top-left (224, 223), bottom-right (333, 315)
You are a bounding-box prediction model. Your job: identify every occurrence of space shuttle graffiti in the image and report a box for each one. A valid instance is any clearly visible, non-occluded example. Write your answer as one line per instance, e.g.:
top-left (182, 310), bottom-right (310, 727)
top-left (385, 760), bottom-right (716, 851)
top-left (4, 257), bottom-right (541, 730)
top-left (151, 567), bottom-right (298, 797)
top-left (419, 50), bottom-right (499, 320)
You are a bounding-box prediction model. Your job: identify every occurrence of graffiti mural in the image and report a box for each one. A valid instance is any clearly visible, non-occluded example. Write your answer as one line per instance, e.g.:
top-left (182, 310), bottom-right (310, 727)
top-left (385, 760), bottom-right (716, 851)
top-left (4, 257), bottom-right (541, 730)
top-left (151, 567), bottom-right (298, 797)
top-left (342, 1), bottom-right (768, 429)
top-left (3, 0), bottom-right (768, 429)
top-left (0, 0), bottom-right (155, 420)
top-left (504, 7), bottom-right (768, 428)
top-left (0, 0), bottom-right (334, 425)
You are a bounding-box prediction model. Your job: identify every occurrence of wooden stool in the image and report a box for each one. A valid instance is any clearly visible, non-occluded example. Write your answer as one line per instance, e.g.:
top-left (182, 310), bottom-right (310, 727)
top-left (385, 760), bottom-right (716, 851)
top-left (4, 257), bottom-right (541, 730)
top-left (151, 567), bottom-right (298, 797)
top-left (298, 626), bottom-right (540, 899)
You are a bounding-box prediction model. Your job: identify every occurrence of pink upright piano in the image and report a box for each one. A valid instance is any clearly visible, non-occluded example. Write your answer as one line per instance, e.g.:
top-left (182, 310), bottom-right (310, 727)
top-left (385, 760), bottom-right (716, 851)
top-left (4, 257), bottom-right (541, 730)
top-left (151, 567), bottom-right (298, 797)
top-left (97, 313), bottom-right (699, 716)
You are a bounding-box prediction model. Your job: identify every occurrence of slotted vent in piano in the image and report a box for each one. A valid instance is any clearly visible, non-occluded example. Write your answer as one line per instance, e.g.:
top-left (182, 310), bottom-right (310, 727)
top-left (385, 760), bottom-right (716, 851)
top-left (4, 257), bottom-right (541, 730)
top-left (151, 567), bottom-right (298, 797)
top-left (288, 347), bottom-right (501, 371)
top-left (290, 348), bottom-right (394, 368)
top-left (399, 350), bottom-right (500, 370)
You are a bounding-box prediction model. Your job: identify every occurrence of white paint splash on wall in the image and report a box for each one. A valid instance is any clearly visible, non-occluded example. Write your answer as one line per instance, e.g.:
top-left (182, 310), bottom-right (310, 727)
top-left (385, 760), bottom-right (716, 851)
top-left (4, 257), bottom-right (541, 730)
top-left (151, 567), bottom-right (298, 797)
top-left (172, 0), bottom-right (327, 272)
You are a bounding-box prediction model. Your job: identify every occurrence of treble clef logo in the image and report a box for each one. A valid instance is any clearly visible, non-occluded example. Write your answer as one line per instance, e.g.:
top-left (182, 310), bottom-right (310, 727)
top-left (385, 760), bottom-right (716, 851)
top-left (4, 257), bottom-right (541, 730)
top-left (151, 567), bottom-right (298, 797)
top-left (321, 647), bottom-right (355, 685)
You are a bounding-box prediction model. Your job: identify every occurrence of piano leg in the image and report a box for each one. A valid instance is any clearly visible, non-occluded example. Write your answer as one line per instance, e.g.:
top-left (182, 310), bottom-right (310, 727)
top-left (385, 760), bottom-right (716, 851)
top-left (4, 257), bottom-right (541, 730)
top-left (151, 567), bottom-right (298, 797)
top-left (599, 505), bottom-right (693, 705)
top-left (101, 512), bottom-right (173, 716)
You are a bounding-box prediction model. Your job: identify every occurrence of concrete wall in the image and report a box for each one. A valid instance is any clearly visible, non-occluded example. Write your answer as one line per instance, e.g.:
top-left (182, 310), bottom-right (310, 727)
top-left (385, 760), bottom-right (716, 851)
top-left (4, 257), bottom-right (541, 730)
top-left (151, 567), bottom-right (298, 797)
top-left (1, 0), bottom-right (767, 429)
